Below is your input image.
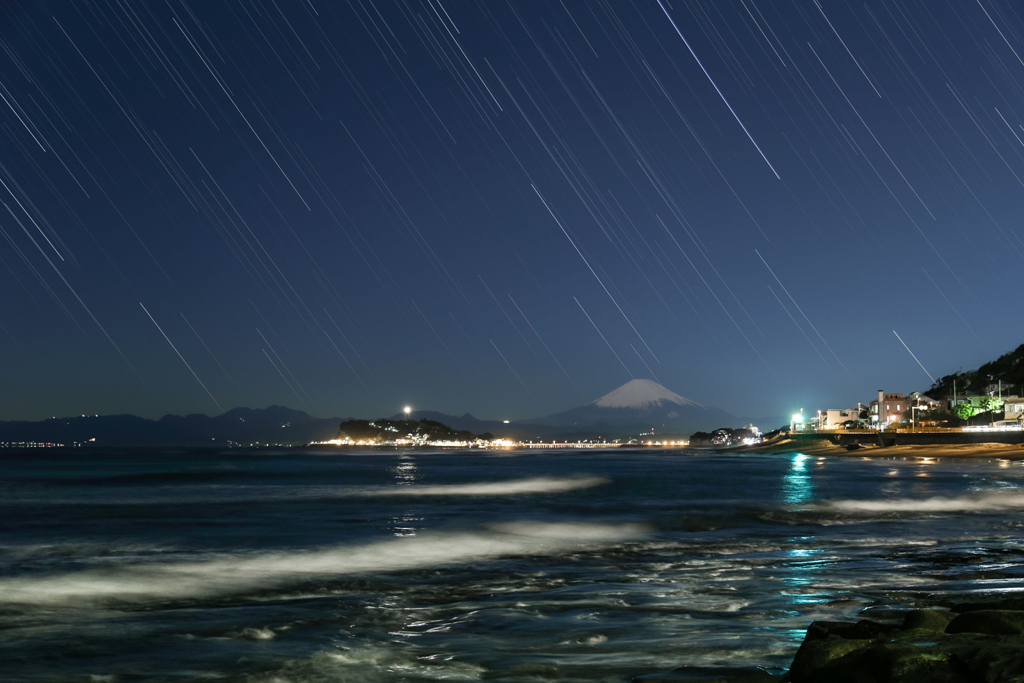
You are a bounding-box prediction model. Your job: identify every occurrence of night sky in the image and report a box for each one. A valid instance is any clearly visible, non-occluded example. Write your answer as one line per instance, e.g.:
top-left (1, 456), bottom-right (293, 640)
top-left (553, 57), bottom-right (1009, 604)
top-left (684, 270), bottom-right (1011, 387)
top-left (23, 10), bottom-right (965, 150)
top-left (1, 0), bottom-right (1022, 423)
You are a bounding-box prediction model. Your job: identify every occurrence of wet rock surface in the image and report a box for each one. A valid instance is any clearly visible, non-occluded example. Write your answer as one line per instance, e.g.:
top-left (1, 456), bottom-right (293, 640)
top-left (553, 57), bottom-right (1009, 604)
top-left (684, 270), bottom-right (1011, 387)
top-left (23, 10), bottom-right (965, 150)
top-left (785, 607), bottom-right (1024, 683)
top-left (634, 603), bottom-right (1024, 683)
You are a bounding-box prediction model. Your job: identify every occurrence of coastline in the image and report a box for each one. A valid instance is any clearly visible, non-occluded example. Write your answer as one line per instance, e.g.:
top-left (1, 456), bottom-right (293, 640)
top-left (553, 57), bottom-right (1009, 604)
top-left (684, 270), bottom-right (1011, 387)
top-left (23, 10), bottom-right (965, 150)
top-left (655, 593), bottom-right (1024, 683)
top-left (636, 593), bottom-right (1024, 683)
top-left (723, 434), bottom-right (1024, 460)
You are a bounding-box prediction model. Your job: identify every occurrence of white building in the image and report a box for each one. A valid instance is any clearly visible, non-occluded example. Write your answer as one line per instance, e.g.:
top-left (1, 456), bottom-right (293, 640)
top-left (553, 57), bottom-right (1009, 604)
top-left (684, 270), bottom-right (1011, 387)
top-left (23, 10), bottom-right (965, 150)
top-left (817, 408), bottom-right (860, 430)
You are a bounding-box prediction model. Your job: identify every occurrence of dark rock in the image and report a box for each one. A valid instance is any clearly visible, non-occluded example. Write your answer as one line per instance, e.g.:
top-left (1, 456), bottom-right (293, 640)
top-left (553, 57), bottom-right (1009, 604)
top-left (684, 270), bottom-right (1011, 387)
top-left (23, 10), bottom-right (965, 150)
top-left (951, 595), bottom-right (1024, 613)
top-left (773, 619), bottom-right (905, 681)
top-left (945, 610), bottom-right (1024, 636)
top-left (804, 619), bottom-right (900, 641)
top-left (640, 602), bottom-right (1024, 683)
top-left (788, 636), bottom-right (873, 680)
top-left (791, 637), bottom-right (976, 683)
top-left (901, 609), bottom-right (955, 632)
top-left (954, 637), bottom-right (1024, 681)
top-left (786, 610), bottom-right (1024, 682)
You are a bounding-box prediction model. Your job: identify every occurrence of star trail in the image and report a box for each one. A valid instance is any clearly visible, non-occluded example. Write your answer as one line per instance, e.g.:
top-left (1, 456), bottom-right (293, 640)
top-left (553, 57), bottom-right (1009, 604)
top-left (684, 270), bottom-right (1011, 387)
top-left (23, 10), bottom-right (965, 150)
top-left (1, 0), bottom-right (1022, 422)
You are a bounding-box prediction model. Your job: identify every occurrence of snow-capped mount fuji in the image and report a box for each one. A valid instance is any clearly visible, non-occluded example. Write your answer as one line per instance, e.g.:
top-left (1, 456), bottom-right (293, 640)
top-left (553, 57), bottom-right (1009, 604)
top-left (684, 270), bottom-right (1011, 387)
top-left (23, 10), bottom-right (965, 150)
top-left (527, 379), bottom-right (739, 434)
top-left (592, 379), bottom-right (704, 410)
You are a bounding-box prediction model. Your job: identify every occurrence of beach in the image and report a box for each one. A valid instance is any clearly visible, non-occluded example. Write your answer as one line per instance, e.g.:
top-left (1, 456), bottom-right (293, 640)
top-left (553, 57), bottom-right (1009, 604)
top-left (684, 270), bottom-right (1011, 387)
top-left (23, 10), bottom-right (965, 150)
top-left (727, 436), bottom-right (1024, 460)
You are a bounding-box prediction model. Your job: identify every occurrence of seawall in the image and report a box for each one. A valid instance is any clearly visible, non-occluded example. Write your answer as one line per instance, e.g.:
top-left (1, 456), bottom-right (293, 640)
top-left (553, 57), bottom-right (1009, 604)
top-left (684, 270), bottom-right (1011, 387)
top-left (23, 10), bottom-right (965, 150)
top-left (792, 430), bottom-right (1024, 448)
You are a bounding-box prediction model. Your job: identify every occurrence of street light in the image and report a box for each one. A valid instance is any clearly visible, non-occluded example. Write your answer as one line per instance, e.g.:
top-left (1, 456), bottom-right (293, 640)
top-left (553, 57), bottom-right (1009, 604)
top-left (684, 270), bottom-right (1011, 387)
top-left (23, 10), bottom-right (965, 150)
top-left (404, 406), bottom-right (411, 421)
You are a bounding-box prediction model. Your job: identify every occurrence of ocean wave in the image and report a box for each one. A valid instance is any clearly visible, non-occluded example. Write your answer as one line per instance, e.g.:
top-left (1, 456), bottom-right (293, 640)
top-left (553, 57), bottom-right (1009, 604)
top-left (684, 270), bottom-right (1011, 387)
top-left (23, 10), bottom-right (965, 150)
top-left (3, 476), bottom-right (610, 506)
top-left (352, 476), bottom-right (609, 497)
top-left (760, 490), bottom-right (1024, 527)
top-left (819, 490), bottom-right (1024, 514)
top-left (0, 521), bottom-right (645, 607)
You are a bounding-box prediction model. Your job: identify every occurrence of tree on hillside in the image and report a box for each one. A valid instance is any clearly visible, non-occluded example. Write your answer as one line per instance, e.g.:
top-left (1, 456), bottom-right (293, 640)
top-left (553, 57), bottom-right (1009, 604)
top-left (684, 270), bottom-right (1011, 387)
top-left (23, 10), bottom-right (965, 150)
top-left (926, 343), bottom-right (1024, 398)
top-left (928, 371), bottom-right (969, 404)
top-left (978, 396), bottom-right (1002, 413)
top-left (952, 403), bottom-right (974, 420)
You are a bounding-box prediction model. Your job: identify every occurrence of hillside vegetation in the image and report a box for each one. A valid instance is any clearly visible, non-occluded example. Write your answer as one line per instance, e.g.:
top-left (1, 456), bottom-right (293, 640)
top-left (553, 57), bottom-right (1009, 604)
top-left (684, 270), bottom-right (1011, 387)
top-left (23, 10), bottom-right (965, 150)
top-left (337, 418), bottom-right (482, 442)
top-left (927, 343), bottom-right (1024, 399)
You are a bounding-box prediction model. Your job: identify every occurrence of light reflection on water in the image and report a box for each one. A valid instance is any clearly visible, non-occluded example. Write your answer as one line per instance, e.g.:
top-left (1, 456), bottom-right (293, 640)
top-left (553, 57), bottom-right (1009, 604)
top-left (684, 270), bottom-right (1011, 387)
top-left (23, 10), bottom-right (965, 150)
top-left (781, 454), bottom-right (814, 506)
top-left (390, 458), bottom-right (419, 485)
top-left (882, 468), bottom-right (902, 497)
top-left (5, 450), bottom-right (1024, 682)
top-left (390, 458), bottom-right (421, 535)
top-left (779, 457), bottom-right (829, 604)
top-left (782, 544), bottom-right (831, 605)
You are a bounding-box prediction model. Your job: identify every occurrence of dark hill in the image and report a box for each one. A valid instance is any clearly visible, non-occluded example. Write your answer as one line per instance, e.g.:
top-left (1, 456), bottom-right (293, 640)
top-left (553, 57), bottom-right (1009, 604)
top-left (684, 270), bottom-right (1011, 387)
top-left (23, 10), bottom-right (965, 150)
top-left (927, 343), bottom-right (1024, 399)
top-left (337, 418), bottom-right (478, 443)
top-left (159, 405), bottom-right (340, 444)
top-left (0, 406), bottom-right (348, 447)
top-left (387, 411), bottom-right (564, 440)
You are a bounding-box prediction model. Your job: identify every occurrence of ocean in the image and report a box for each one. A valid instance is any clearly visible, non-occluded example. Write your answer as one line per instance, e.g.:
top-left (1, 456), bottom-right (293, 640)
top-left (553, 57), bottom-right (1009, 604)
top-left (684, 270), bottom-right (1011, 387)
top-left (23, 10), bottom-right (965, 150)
top-left (2, 447), bottom-right (1024, 682)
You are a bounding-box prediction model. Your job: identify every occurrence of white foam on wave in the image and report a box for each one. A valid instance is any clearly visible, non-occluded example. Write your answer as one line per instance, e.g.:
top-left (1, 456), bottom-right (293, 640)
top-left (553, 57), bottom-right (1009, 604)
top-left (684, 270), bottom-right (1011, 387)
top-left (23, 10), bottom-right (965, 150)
top-left (245, 646), bottom-right (487, 683)
top-left (238, 627), bottom-right (276, 641)
top-left (7, 476), bottom-right (610, 506)
top-left (354, 475), bottom-right (609, 497)
top-left (820, 490), bottom-right (1024, 513)
top-left (0, 521), bottom-right (645, 607)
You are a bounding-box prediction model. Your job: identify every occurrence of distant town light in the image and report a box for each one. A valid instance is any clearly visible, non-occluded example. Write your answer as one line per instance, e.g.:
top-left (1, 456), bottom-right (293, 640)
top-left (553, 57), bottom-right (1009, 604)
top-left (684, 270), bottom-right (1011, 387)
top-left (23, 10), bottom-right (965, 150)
top-left (503, 420), bottom-right (510, 424)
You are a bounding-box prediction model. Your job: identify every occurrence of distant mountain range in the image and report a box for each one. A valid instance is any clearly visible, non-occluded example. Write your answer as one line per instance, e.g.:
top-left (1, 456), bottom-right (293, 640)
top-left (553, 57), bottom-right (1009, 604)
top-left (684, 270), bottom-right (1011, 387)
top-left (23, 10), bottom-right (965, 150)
top-left (0, 406), bottom-right (348, 447)
top-left (0, 380), bottom-right (781, 446)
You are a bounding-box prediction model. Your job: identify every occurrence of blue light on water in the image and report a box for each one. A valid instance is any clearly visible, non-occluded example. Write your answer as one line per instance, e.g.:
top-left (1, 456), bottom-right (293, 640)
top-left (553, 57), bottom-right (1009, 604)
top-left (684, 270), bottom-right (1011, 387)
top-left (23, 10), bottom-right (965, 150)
top-left (777, 457), bottom-right (828, 605)
top-left (781, 454), bottom-right (815, 506)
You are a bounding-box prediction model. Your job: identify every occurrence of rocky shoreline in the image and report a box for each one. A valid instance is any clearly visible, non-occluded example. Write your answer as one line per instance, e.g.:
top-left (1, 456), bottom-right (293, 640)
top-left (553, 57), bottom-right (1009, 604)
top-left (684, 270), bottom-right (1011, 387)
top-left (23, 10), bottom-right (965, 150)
top-left (633, 595), bottom-right (1024, 682)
